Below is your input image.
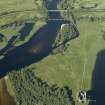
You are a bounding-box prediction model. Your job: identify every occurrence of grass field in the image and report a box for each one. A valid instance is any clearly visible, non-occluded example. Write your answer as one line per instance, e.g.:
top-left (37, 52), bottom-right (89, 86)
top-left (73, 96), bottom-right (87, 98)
top-left (0, 0), bottom-right (35, 26)
top-left (30, 19), bottom-right (105, 104)
top-left (0, 0), bottom-right (47, 51)
top-left (74, 0), bottom-right (105, 9)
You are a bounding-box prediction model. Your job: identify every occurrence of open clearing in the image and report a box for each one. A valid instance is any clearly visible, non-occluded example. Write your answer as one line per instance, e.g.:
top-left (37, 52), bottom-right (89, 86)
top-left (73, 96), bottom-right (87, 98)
top-left (32, 19), bottom-right (105, 104)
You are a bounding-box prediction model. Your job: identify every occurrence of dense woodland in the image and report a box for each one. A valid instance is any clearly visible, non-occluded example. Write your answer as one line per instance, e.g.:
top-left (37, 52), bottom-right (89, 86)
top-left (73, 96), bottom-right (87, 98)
top-left (9, 68), bottom-right (75, 105)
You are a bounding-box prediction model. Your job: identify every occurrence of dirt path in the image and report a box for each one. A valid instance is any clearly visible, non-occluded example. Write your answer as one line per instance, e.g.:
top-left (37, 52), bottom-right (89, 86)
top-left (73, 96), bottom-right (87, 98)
top-left (0, 78), bottom-right (16, 105)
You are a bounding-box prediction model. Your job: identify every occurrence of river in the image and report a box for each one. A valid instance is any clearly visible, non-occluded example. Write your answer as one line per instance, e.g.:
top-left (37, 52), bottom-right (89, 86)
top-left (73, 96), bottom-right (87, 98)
top-left (88, 49), bottom-right (105, 105)
top-left (0, 0), bottom-right (79, 105)
top-left (1, 0), bottom-right (62, 104)
top-left (0, 0), bottom-right (78, 78)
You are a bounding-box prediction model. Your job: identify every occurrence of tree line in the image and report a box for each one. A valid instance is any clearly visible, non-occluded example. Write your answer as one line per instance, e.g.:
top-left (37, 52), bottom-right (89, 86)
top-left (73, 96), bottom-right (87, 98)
top-left (9, 68), bottom-right (75, 105)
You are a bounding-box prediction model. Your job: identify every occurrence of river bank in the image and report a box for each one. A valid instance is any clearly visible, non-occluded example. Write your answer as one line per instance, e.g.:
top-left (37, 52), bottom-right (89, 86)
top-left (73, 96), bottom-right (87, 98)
top-left (0, 78), bottom-right (16, 105)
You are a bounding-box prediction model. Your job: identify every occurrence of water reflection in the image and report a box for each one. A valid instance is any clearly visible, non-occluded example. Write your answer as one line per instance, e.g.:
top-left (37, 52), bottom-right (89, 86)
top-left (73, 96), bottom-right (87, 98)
top-left (89, 49), bottom-right (105, 105)
top-left (0, 21), bottom-right (62, 78)
top-left (0, 0), bottom-right (79, 79)
top-left (19, 23), bottom-right (35, 40)
top-left (0, 23), bottom-right (35, 55)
